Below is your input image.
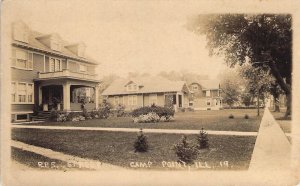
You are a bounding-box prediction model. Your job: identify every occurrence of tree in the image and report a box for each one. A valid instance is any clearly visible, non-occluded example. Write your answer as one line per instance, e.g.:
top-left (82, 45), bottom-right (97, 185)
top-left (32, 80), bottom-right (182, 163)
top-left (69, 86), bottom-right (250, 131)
top-left (239, 64), bottom-right (275, 115)
top-left (187, 14), bottom-right (292, 118)
top-left (218, 69), bottom-right (243, 108)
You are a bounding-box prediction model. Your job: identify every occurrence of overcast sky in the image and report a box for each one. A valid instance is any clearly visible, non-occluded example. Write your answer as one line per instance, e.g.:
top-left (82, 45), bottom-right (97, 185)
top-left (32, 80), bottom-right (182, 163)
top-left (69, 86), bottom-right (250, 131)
top-left (6, 0), bottom-right (228, 79)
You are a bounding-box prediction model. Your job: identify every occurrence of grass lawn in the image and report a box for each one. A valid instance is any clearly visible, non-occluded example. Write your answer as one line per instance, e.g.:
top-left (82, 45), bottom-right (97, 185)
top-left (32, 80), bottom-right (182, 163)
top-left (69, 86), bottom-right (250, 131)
top-left (11, 147), bottom-right (66, 170)
top-left (271, 111), bottom-right (291, 133)
top-left (12, 128), bottom-right (256, 170)
top-left (24, 109), bottom-right (263, 132)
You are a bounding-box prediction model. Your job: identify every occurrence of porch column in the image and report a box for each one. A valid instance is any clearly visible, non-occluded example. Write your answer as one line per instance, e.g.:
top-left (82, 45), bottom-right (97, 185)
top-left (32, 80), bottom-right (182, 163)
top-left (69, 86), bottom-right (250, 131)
top-left (38, 86), bottom-right (43, 105)
top-left (94, 85), bottom-right (99, 109)
top-left (63, 82), bottom-right (71, 111)
top-left (175, 93), bottom-right (179, 111)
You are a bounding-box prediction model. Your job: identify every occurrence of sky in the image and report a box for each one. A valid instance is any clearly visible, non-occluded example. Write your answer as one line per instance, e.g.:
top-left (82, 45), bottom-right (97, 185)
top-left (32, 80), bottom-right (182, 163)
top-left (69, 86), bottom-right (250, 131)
top-left (5, 0), bottom-right (228, 79)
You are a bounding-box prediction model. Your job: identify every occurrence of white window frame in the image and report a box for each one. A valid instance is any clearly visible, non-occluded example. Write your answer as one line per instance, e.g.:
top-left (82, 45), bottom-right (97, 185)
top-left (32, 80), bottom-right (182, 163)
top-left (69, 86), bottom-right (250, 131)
top-left (114, 96), bottom-right (120, 105)
top-left (11, 81), bottom-right (34, 104)
top-left (128, 95), bottom-right (137, 106)
top-left (49, 57), bottom-right (62, 72)
top-left (206, 90), bottom-right (211, 97)
top-left (11, 49), bottom-right (33, 70)
top-left (149, 94), bottom-right (158, 105)
top-left (79, 64), bottom-right (87, 72)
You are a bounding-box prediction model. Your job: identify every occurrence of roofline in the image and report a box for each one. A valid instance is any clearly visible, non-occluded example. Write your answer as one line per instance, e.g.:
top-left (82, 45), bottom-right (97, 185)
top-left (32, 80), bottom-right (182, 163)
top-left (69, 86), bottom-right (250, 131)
top-left (34, 77), bottom-right (101, 83)
top-left (102, 90), bottom-right (182, 96)
top-left (12, 42), bottom-right (98, 65)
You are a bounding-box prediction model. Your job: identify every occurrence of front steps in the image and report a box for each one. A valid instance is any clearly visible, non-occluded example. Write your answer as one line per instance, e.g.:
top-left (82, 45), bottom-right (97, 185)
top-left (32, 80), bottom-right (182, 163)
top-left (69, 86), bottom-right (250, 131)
top-left (31, 111), bottom-right (51, 122)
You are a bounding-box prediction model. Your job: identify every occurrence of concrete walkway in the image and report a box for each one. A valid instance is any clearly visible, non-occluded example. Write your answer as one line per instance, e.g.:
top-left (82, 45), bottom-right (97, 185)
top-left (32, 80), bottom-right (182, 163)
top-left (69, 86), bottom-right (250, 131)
top-left (11, 140), bottom-right (123, 170)
top-left (249, 107), bottom-right (291, 171)
top-left (12, 125), bottom-right (258, 136)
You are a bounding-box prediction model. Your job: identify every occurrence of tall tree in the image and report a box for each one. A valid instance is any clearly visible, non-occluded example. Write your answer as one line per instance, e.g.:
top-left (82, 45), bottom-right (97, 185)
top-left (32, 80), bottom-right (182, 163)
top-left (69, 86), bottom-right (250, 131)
top-left (187, 14), bottom-right (292, 118)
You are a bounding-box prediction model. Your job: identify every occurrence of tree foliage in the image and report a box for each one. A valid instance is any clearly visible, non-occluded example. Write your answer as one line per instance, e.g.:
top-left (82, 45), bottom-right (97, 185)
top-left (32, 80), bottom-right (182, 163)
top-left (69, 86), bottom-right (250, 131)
top-left (188, 14), bottom-right (292, 117)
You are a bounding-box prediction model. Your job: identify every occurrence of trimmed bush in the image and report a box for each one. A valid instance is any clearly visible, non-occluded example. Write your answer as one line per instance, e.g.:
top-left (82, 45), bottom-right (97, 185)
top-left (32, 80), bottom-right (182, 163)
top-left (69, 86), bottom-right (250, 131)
top-left (244, 114), bottom-right (249, 119)
top-left (134, 129), bottom-right (149, 152)
top-left (173, 135), bottom-right (198, 164)
top-left (131, 105), bottom-right (175, 121)
top-left (197, 128), bottom-right (209, 149)
top-left (228, 114), bottom-right (234, 119)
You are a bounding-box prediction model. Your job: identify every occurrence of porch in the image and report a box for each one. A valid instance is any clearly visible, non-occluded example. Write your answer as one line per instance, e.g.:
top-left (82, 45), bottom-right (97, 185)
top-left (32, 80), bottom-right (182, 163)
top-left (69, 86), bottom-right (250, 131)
top-left (35, 79), bottom-right (100, 112)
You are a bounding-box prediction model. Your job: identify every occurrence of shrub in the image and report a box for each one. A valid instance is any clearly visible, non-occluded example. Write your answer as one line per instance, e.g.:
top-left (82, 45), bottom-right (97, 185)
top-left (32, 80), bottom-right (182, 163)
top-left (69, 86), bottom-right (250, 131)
top-left (173, 135), bottom-right (198, 164)
top-left (131, 105), bottom-right (175, 121)
top-left (228, 114), bottom-right (234, 119)
top-left (134, 129), bottom-right (149, 152)
top-left (57, 113), bottom-right (67, 122)
top-left (50, 110), bottom-right (60, 121)
top-left (133, 112), bottom-right (160, 123)
top-left (197, 128), bottom-right (209, 149)
top-left (187, 107), bottom-right (194, 112)
top-left (244, 114), bottom-right (249, 119)
top-left (98, 100), bottom-right (112, 119)
top-left (66, 112), bottom-right (82, 121)
top-left (90, 110), bottom-right (100, 119)
top-left (82, 109), bottom-right (92, 120)
top-left (115, 104), bottom-right (126, 117)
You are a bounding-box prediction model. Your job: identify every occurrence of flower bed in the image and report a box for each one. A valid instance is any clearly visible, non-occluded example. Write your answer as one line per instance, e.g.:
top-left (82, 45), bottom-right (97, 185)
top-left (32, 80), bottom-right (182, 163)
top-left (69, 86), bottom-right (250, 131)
top-left (131, 105), bottom-right (175, 123)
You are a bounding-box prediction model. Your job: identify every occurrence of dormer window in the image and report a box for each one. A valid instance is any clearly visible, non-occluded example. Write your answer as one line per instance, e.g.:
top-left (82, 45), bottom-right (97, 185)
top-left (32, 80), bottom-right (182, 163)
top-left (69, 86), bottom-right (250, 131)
top-left (13, 22), bottom-right (29, 43)
top-left (192, 84), bottom-right (198, 90)
top-left (36, 33), bottom-right (62, 52)
top-left (65, 43), bottom-right (86, 57)
top-left (127, 83), bottom-right (138, 91)
top-left (51, 40), bottom-right (62, 51)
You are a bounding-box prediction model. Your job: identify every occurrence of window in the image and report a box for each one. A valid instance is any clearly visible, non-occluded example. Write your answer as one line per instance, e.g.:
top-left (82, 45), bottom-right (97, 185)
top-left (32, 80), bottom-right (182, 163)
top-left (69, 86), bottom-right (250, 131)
top-left (49, 58), bottom-right (62, 72)
top-left (128, 95), bottom-right (137, 106)
top-left (18, 83), bottom-right (26, 102)
top-left (192, 85), bottom-right (198, 90)
top-left (13, 27), bottom-right (29, 43)
top-left (16, 114), bottom-right (29, 121)
top-left (27, 84), bottom-right (33, 102)
top-left (11, 82), bottom-right (34, 104)
top-left (206, 100), bottom-right (211, 106)
top-left (127, 83), bottom-right (138, 91)
top-left (11, 82), bottom-right (16, 102)
top-left (149, 94), bottom-right (157, 105)
top-left (79, 64), bottom-right (87, 72)
top-left (206, 90), bottom-right (211, 97)
top-left (114, 96), bottom-right (119, 105)
top-left (12, 49), bottom-right (33, 70)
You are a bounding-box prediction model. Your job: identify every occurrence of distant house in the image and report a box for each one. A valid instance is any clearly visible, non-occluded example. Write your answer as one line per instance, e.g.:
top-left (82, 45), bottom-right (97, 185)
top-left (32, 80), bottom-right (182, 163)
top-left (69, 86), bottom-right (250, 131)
top-left (188, 80), bottom-right (223, 110)
top-left (102, 77), bottom-right (190, 111)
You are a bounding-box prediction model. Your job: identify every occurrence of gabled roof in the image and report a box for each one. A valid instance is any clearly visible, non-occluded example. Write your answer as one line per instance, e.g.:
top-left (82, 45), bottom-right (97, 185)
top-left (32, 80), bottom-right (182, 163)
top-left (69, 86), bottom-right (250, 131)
top-left (190, 80), bottom-right (220, 90)
top-left (102, 76), bottom-right (189, 96)
top-left (12, 22), bottom-right (98, 65)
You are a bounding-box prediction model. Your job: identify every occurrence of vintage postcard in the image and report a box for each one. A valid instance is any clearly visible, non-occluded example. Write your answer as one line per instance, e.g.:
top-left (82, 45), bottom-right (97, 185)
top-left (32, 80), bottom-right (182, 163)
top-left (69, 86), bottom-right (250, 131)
top-left (1, 0), bottom-right (300, 185)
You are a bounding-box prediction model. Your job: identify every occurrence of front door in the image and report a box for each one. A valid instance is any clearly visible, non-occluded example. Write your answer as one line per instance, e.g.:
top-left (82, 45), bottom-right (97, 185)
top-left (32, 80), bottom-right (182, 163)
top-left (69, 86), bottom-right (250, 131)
top-left (178, 95), bottom-right (182, 108)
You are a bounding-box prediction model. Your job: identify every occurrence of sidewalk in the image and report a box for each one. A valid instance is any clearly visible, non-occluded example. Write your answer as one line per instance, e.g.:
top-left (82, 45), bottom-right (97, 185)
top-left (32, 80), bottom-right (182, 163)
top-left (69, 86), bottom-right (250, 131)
top-left (249, 107), bottom-right (291, 171)
top-left (12, 125), bottom-right (258, 136)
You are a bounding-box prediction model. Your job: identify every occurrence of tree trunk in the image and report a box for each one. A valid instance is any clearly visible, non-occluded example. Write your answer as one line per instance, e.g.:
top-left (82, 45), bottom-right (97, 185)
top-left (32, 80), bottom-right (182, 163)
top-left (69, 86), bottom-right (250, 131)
top-left (268, 60), bottom-right (291, 117)
top-left (273, 94), bottom-right (280, 112)
top-left (284, 92), bottom-right (291, 118)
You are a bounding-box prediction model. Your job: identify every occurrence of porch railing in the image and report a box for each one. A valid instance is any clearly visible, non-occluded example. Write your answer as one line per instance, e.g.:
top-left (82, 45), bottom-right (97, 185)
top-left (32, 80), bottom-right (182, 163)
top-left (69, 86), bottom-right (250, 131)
top-left (38, 69), bottom-right (98, 81)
